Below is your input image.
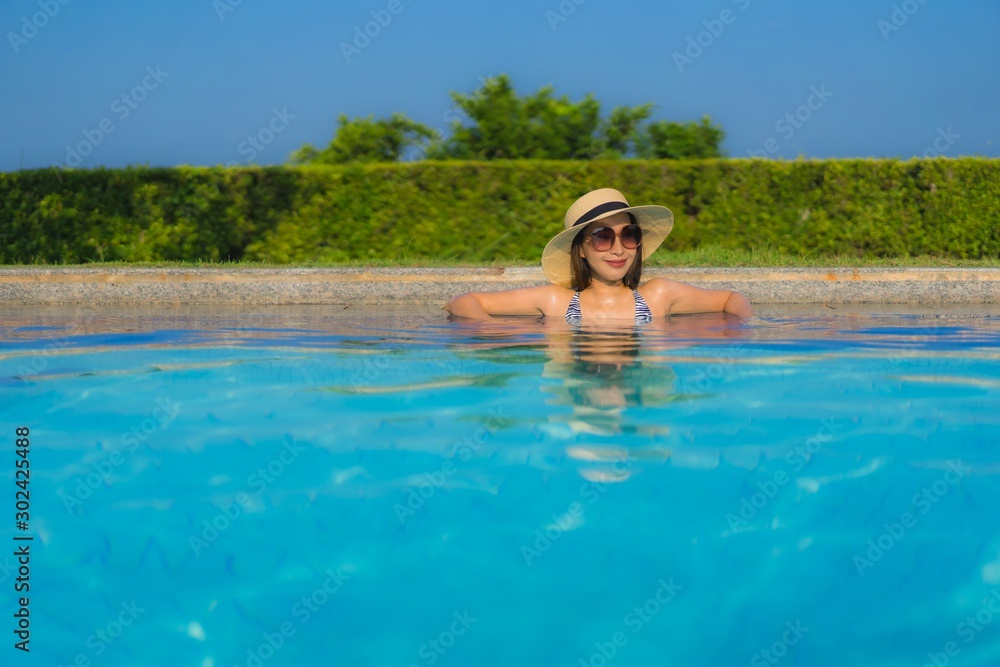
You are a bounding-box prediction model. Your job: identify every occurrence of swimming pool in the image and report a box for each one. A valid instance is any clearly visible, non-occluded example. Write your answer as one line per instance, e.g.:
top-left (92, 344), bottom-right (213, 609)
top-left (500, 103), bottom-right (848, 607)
top-left (3, 304), bottom-right (1000, 667)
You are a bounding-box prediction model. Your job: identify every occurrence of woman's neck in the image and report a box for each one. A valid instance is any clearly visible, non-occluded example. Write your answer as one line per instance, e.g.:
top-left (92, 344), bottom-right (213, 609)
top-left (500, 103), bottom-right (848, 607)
top-left (585, 278), bottom-right (629, 295)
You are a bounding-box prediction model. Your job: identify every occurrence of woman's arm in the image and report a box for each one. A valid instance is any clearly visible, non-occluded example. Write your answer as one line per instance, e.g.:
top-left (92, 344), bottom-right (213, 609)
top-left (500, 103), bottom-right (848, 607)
top-left (443, 286), bottom-right (555, 319)
top-left (721, 291), bottom-right (755, 318)
top-left (444, 294), bottom-right (492, 320)
top-left (648, 278), bottom-right (755, 318)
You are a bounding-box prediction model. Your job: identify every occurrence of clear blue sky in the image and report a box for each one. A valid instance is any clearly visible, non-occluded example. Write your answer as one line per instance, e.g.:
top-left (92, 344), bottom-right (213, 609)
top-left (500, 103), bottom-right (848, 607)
top-left (1, 0), bottom-right (997, 171)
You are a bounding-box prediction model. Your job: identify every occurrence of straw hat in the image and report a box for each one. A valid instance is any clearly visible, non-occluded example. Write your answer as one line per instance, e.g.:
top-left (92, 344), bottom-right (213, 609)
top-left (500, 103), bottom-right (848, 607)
top-left (541, 188), bottom-right (674, 289)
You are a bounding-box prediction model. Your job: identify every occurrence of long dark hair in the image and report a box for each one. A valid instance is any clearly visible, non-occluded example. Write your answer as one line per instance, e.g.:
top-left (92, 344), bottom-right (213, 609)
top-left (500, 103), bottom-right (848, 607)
top-left (569, 213), bottom-right (643, 291)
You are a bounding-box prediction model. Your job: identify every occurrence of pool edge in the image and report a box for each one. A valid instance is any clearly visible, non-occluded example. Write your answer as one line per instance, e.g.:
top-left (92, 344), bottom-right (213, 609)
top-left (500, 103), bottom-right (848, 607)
top-left (1, 267), bottom-right (998, 305)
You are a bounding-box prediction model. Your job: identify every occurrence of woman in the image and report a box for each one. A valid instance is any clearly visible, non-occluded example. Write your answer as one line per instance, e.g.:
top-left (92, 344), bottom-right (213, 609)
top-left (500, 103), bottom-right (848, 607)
top-left (445, 188), bottom-right (754, 323)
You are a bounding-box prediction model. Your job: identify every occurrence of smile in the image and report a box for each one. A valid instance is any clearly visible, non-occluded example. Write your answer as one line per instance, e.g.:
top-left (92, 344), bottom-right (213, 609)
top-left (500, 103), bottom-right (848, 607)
top-left (605, 259), bottom-right (627, 267)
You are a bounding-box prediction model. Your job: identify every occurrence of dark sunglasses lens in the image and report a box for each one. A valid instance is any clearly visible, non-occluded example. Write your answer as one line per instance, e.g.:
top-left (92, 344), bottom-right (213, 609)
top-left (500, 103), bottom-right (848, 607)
top-left (591, 228), bottom-right (614, 251)
top-left (623, 225), bottom-right (642, 248)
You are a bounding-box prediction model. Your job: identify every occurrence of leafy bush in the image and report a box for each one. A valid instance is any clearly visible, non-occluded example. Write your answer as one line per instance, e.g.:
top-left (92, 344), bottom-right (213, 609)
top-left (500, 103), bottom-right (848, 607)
top-left (294, 74), bottom-right (714, 162)
top-left (1, 158), bottom-right (996, 264)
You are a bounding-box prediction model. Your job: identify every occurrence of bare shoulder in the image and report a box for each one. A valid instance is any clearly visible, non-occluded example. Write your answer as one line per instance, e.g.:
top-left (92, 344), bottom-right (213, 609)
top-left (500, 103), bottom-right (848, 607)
top-left (636, 277), bottom-right (676, 315)
top-left (640, 277), bottom-right (680, 292)
top-left (539, 284), bottom-right (577, 317)
top-left (535, 283), bottom-right (576, 315)
top-left (639, 277), bottom-right (683, 300)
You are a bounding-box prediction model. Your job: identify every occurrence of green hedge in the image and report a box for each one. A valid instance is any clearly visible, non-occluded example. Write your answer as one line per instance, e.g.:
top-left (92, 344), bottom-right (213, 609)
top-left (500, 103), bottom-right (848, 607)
top-left (1, 159), bottom-right (997, 264)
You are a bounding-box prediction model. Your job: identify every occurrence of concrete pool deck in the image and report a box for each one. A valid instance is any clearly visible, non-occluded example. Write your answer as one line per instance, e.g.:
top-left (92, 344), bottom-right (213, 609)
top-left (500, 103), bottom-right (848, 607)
top-left (0, 266), bottom-right (998, 306)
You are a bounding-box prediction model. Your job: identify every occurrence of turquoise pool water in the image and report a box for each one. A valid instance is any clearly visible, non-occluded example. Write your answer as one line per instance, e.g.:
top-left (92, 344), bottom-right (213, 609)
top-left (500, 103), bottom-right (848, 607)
top-left (3, 305), bottom-right (1000, 667)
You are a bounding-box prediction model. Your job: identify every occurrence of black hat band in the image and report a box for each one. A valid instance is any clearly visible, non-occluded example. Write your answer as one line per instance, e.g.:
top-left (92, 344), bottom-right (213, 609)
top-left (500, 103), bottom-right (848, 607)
top-left (572, 201), bottom-right (629, 227)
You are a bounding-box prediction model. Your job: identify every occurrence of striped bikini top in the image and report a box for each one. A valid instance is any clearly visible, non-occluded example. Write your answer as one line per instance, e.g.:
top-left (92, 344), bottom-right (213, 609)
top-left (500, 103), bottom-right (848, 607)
top-left (565, 289), bottom-right (654, 325)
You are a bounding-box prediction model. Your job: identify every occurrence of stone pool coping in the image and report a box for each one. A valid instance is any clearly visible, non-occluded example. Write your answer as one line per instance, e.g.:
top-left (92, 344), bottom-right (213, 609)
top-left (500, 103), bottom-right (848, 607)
top-left (0, 266), bottom-right (998, 305)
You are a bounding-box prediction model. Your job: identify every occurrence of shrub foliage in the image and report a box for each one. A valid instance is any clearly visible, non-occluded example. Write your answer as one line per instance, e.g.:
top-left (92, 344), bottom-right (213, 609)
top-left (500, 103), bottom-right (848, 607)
top-left (1, 158), bottom-right (996, 264)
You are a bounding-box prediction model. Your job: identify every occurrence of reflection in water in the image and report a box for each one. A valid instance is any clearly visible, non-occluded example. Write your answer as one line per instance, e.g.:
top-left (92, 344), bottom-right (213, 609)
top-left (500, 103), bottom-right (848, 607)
top-left (541, 328), bottom-right (676, 435)
top-left (449, 315), bottom-right (752, 482)
top-left (538, 328), bottom-right (677, 483)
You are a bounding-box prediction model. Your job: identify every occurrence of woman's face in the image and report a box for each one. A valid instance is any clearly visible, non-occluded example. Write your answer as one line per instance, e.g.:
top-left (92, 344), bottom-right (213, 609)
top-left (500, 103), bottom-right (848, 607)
top-left (577, 212), bottom-right (639, 282)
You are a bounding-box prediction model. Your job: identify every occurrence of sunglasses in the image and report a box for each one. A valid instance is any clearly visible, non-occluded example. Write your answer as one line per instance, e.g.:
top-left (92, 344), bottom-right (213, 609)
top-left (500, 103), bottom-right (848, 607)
top-left (585, 224), bottom-right (642, 252)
